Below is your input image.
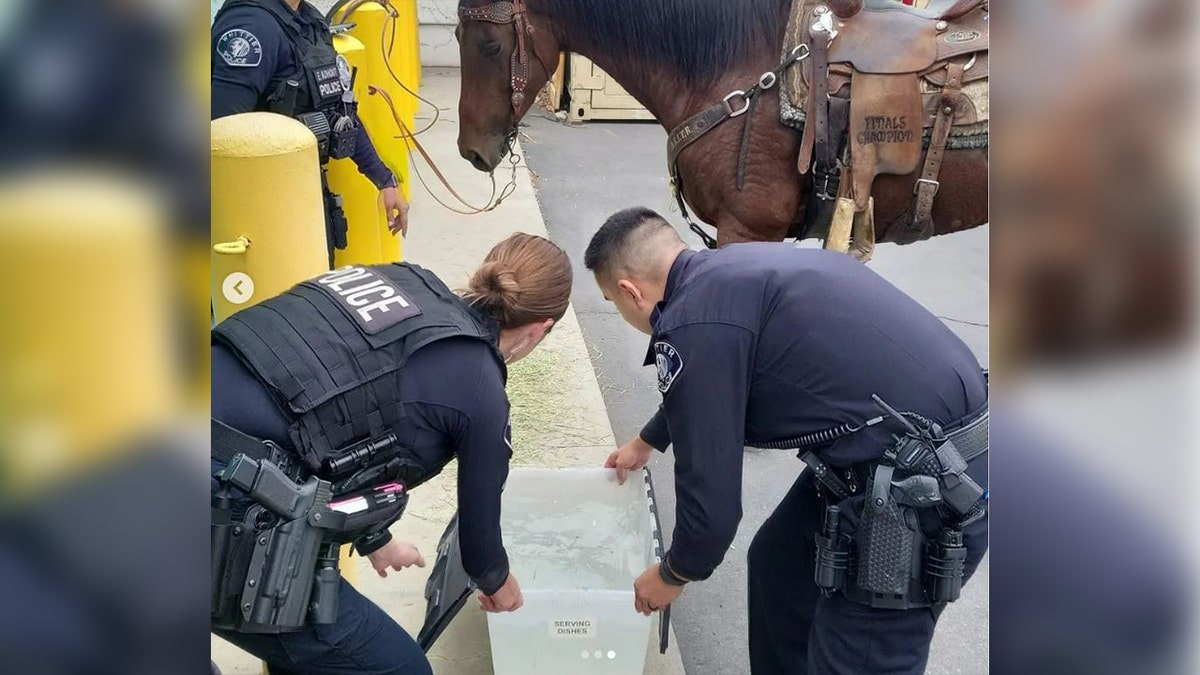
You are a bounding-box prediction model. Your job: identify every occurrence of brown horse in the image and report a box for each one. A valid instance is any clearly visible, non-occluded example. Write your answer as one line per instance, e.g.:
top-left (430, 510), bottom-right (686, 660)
top-left (454, 0), bottom-right (988, 249)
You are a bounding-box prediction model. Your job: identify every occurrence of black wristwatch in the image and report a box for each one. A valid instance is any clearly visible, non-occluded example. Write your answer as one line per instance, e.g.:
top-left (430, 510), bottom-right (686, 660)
top-left (354, 529), bottom-right (392, 556)
top-left (659, 557), bottom-right (689, 587)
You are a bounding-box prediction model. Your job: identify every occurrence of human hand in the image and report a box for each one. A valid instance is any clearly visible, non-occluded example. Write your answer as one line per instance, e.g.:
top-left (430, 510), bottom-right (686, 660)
top-left (367, 539), bottom-right (425, 578)
top-left (605, 436), bottom-right (654, 485)
top-left (381, 186), bottom-right (409, 236)
top-left (478, 573), bottom-right (524, 613)
top-left (633, 564), bottom-right (684, 616)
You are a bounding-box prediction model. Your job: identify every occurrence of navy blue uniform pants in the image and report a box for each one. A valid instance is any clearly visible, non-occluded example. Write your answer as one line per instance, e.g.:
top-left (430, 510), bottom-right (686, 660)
top-left (213, 578), bottom-right (431, 675)
top-left (748, 469), bottom-right (986, 675)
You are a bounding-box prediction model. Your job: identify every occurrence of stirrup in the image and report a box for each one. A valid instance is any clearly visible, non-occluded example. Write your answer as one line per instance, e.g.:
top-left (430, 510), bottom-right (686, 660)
top-left (849, 197), bottom-right (876, 262)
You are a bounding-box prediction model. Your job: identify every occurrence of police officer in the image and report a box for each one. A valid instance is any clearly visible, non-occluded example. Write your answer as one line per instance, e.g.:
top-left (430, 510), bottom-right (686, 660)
top-left (211, 233), bottom-right (573, 674)
top-left (211, 0), bottom-right (409, 246)
top-left (586, 208), bottom-right (989, 674)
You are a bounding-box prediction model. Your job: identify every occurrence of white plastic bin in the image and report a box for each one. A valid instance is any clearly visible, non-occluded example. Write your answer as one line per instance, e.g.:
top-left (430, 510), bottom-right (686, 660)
top-left (487, 468), bottom-right (657, 675)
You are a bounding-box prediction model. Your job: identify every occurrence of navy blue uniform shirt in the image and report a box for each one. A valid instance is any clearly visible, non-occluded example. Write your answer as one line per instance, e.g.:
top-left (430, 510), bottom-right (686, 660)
top-left (211, 0), bottom-right (394, 190)
top-left (639, 245), bottom-right (987, 581)
top-left (212, 335), bottom-right (513, 595)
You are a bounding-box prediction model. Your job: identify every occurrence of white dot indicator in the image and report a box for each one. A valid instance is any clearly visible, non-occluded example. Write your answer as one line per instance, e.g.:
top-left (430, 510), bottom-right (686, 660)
top-left (581, 650), bottom-right (590, 659)
top-left (593, 651), bottom-right (603, 659)
top-left (607, 650), bottom-right (616, 659)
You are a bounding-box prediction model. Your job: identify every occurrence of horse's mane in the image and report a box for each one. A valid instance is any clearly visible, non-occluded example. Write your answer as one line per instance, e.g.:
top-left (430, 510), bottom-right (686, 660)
top-left (536, 0), bottom-right (790, 83)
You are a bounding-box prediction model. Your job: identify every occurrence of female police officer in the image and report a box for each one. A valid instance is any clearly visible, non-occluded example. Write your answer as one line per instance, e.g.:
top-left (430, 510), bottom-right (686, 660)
top-left (211, 233), bottom-right (572, 674)
top-left (212, 0), bottom-right (409, 238)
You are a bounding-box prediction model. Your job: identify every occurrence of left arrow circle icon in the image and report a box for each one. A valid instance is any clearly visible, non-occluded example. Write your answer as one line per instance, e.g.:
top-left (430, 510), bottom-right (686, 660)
top-left (222, 272), bottom-right (255, 305)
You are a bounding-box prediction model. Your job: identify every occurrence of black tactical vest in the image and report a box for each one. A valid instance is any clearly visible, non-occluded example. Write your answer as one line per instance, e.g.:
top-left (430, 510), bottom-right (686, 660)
top-left (216, 0), bottom-right (347, 116)
top-left (213, 263), bottom-right (505, 473)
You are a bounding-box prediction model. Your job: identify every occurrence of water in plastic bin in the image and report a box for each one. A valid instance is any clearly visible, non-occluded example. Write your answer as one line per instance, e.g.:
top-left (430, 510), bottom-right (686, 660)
top-left (488, 468), bottom-right (655, 675)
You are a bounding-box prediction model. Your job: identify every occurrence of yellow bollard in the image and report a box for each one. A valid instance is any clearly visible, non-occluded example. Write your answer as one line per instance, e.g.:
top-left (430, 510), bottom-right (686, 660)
top-left (341, 545), bottom-right (358, 586)
top-left (397, 0), bottom-right (422, 90)
top-left (344, 2), bottom-right (414, 203)
top-left (211, 112), bottom-right (329, 323)
top-left (329, 33), bottom-right (389, 267)
top-left (0, 173), bottom-right (176, 492)
top-left (332, 3), bottom-right (410, 262)
top-left (346, 3), bottom-right (417, 130)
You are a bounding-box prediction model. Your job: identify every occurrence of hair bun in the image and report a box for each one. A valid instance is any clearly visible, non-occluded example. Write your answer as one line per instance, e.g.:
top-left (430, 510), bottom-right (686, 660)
top-left (461, 233), bottom-right (572, 329)
top-left (471, 260), bottom-right (520, 306)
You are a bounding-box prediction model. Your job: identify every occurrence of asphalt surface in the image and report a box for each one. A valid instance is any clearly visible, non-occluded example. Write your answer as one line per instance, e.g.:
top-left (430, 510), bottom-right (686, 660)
top-left (519, 110), bottom-right (990, 675)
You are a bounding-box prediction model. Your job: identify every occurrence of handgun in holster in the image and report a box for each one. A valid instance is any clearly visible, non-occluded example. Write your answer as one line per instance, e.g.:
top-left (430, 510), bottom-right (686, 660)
top-left (855, 463), bottom-right (928, 609)
top-left (211, 454), bottom-right (347, 633)
top-left (850, 396), bottom-right (986, 609)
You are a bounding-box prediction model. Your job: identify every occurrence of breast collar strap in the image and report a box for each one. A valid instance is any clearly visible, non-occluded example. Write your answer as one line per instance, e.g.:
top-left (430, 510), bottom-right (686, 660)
top-left (664, 44), bottom-right (812, 249)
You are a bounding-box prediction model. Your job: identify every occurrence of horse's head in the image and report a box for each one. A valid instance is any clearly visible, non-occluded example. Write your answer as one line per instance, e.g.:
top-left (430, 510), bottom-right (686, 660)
top-left (456, 0), bottom-right (559, 172)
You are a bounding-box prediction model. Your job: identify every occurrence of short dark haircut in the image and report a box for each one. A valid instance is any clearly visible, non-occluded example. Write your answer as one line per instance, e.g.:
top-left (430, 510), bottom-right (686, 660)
top-left (584, 207), bottom-right (679, 279)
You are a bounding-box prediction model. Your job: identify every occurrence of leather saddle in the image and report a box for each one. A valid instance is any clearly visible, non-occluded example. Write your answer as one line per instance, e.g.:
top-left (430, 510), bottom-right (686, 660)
top-left (793, 0), bottom-right (988, 251)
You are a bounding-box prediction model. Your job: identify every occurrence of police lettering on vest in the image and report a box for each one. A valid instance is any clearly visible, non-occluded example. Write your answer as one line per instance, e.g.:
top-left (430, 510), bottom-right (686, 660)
top-left (214, 262), bottom-right (503, 472)
top-left (314, 65), bottom-right (343, 98)
top-left (311, 266), bottom-right (422, 333)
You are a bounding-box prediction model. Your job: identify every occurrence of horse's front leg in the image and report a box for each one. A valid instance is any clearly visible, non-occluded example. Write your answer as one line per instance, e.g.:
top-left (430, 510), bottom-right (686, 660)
top-left (714, 166), bottom-right (796, 246)
top-left (679, 96), bottom-right (802, 248)
top-left (715, 214), bottom-right (787, 246)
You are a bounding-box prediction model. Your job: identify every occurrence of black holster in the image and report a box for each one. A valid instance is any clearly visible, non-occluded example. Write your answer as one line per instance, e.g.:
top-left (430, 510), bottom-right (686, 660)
top-left (211, 427), bottom-right (419, 634)
top-left (210, 455), bottom-right (347, 634)
top-left (832, 409), bottom-right (987, 610)
top-left (852, 464), bottom-right (929, 609)
top-left (211, 495), bottom-right (265, 630)
top-left (321, 170), bottom-right (348, 264)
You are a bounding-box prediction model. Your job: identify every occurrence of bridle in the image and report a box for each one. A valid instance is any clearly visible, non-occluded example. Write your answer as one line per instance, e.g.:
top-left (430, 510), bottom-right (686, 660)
top-left (457, 0), bottom-right (555, 125)
top-left (446, 0), bottom-right (554, 212)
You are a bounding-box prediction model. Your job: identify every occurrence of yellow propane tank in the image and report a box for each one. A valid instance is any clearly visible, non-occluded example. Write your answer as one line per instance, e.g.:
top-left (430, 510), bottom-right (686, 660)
top-left (328, 33), bottom-right (390, 267)
top-left (211, 112), bottom-right (329, 323)
top-left (0, 172), bottom-right (176, 492)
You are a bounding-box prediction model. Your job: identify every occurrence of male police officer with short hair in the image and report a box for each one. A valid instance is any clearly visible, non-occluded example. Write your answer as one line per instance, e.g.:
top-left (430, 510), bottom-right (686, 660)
top-left (212, 0), bottom-right (409, 248)
top-left (587, 208), bottom-right (989, 674)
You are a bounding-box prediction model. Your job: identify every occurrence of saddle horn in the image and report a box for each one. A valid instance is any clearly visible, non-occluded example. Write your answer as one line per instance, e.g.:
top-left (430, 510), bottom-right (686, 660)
top-left (827, 0), bottom-right (863, 19)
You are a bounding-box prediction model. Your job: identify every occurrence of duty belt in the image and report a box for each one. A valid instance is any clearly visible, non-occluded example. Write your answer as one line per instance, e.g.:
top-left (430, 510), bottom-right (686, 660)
top-left (212, 419), bottom-right (302, 481)
top-left (806, 407), bottom-right (988, 611)
top-left (802, 409), bottom-right (988, 502)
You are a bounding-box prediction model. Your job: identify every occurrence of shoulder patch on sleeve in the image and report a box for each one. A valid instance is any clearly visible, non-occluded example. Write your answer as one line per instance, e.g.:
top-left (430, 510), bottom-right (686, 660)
top-left (653, 341), bottom-right (684, 394)
top-left (217, 29), bottom-right (263, 67)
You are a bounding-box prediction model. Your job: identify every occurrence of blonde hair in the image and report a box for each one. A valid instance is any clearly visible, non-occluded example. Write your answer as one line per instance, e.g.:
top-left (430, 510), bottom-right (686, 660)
top-left (463, 233), bottom-right (573, 327)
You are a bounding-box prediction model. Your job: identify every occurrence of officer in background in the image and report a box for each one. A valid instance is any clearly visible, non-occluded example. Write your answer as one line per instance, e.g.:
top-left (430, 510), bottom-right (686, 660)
top-left (587, 208), bottom-right (989, 674)
top-left (211, 0), bottom-right (409, 257)
top-left (211, 233), bottom-right (573, 674)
